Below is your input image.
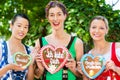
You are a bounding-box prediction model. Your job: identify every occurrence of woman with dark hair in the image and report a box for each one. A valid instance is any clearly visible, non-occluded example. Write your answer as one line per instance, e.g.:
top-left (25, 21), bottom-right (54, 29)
top-left (34, 1), bottom-right (83, 80)
top-left (0, 13), bottom-right (33, 80)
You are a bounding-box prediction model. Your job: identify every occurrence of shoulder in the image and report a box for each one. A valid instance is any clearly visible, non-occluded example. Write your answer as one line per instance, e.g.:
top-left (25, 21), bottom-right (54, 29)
top-left (35, 36), bottom-right (46, 48)
top-left (87, 49), bottom-right (92, 54)
top-left (115, 42), bottom-right (120, 48)
top-left (0, 40), bottom-right (2, 60)
top-left (0, 39), bottom-right (6, 60)
top-left (35, 39), bottom-right (40, 48)
top-left (0, 39), bottom-right (6, 51)
top-left (75, 37), bottom-right (83, 45)
top-left (74, 37), bottom-right (83, 50)
top-left (113, 42), bottom-right (120, 61)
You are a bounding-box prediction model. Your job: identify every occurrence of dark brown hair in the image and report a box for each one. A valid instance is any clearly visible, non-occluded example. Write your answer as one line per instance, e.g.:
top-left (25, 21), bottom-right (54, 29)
top-left (45, 1), bottom-right (68, 17)
top-left (11, 13), bottom-right (31, 28)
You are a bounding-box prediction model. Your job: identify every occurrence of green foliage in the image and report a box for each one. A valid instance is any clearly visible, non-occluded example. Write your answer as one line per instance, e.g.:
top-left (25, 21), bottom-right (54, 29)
top-left (0, 0), bottom-right (120, 80)
top-left (0, 0), bottom-right (120, 52)
top-left (62, 0), bottom-right (120, 52)
top-left (0, 0), bottom-right (50, 45)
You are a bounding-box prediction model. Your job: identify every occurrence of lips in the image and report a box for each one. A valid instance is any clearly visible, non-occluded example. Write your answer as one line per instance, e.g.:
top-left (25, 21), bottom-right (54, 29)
top-left (93, 34), bottom-right (100, 37)
top-left (18, 33), bottom-right (24, 36)
top-left (53, 22), bottom-right (60, 26)
top-left (91, 33), bottom-right (102, 40)
top-left (17, 32), bottom-right (26, 38)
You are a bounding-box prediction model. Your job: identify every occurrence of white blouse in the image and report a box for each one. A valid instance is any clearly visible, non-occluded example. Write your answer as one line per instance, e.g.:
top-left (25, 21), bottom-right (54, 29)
top-left (88, 43), bottom-right (120, 62)
top-left (0, 40), bottom-right (30, 80)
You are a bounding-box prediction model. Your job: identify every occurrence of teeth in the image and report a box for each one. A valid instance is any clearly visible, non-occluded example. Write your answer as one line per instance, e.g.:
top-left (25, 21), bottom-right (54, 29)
top-left (53, 23), bottom-right (59, 25)
top-left (19, 33), bottom-right (24, 36)
top-left (53, 22), bottom-right (59, 24)
top-left (94, 34), bottom-right (100, 37)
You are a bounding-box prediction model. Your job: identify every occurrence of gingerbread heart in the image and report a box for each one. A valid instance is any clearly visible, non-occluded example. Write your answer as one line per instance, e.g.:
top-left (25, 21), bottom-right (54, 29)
top-left (13, 52), bottom-right (32, 68)
top-left (80, 54), bottom-right (105, 79)
top-left (40, 45), bottom-right (69, 74)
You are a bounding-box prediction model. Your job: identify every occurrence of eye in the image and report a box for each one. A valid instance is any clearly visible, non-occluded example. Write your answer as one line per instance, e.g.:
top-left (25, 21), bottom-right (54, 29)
top-left (24, 26), bottom-right (28, 29)
top-left (17, 25), bottom-right (21, 27)
top-left (100, 26), bottom-right (105, 30)
top-left (58, 13), bottom-right (62, 16)
top-left (49, 14), bottom-right (54, 17)
top-left (91, 26), bottom-right (96, 29)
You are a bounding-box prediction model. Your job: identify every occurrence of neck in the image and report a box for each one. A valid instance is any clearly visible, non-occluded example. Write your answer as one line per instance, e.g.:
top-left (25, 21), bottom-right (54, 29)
top-left (93, 39), bottom-right (107, 47)
top-left (8, 36), bottom-right (24, 55)
top-left (52, 29), bottom-right (68, 39)
top-left (92, 40), bottom-right (109, 55)
top-left (8, 36), bottom-right (22, 45)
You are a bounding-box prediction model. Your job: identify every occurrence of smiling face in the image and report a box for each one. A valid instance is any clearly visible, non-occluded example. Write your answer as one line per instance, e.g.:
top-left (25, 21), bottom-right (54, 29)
top-left (89, 19), bottom-right (108, 41)
top-left (47, 6), bottom-right (66, 30)
top-left (10, 16), bottom-right (29, 40)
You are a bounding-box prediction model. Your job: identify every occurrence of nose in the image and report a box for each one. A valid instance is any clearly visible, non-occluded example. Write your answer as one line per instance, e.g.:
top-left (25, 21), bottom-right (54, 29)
top-left (20, 27), bottom-right (24, 31)
top-left (53, 15), bottom-right (57, 21)
top-left (95, 28), bottom-right (99, 33)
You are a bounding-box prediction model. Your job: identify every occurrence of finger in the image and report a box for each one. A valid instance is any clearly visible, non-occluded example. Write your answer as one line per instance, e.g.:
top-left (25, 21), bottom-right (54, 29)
top-left (36, 59), bottom-right (42, 62)
top-left (65, 62), bottom-right (71, 66)
top-left (76, 67), bottom-right (83, 74)
top-left (77, 61), bottom-right (80, 64)
top-left (65, 62), bottom-right (74, 68)
top-left (77, 62), bottom-right (82, 66)
top-left (67, 58), bottom-right (74, 62)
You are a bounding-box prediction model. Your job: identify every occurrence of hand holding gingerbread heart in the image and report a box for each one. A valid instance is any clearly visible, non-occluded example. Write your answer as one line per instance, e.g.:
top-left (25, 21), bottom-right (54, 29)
top-left (80, 54), bottom-right (105, 79)
top-left (13, 52), bottom-right (32, 69)
top-left (40, 45), bottom-right (70, 74)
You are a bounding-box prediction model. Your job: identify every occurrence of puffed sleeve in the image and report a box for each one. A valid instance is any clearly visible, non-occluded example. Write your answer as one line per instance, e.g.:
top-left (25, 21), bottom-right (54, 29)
top-left (0, 39), bottom-right (2, 61)
top-left (116, 48), bottom-right (120, 61)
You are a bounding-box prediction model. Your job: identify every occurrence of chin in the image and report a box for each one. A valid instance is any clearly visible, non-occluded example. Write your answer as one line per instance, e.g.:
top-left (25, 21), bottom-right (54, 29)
top-left (92, 37), bottom-right (100, 41)
top-left (93, 39), bottom-right (102, 41)
top-left (17, 36), bottom-right (25, 40)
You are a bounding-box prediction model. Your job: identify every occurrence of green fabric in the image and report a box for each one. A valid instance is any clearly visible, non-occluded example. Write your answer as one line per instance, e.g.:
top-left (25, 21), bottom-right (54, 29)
top-left (40, 37), bottom-right (77, 80)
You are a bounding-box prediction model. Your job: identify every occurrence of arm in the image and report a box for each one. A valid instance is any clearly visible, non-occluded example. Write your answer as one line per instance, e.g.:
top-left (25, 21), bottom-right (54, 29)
top-left (65, 38), bottom-right (83, 78)
top-left (26, 47), bottom-right (35, 80)
top-left (27, 40), bottom-right (44, 79)
top-left (105, 42), bottom-right (120, 75)
top-left (74, 38), bottom-right (84, 77)
top-left (0, 42), bottom-right (25, 77)
top-left (26, 64), bottom-right (34, 80)
top-left (77, 62), bottom-right (89, 80)
top-left (34, 39), bottom-right (45, 79)
top-left (114, 66), bottom-right (120, 75)
top-left (0, 63), bottom-right (24, 77)
top-left (72, 38), bottom-right (90, 80)
top-left (0, 64), bottom-right (12, 77)
top-left (75, 38), bottom-right (83, 61)
top-left (106, 60), bottom-right (120, 75)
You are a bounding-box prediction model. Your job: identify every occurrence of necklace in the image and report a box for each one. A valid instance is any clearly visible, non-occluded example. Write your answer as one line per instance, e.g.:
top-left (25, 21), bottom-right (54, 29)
top-left (8, 41), bottom-right (25, 55)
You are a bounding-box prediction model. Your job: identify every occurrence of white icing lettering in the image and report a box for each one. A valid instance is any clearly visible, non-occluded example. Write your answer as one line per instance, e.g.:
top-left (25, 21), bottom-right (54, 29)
top-left (50, 58), bottom-right (60, 65)
top-left (16, 57), bottom-right (28, 63)
top-left (85, 61), bottom-right (102, 69)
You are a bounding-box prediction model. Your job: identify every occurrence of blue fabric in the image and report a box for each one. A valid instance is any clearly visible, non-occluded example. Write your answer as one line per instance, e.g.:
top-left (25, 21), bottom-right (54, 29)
top-left (0, 40), bottom-right (31, 80)
top-left (0, 40), bottom-right (10, 80)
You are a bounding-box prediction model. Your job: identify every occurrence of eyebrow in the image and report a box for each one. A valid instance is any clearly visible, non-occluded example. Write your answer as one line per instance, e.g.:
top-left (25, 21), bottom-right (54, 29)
top-left (49, 11), bottom-right (63, 14)
top-left (16, 23), bottom-right (29, 26)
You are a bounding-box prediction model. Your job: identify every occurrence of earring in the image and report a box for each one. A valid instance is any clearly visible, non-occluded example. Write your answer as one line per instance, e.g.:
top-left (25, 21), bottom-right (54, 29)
top-left (9, 28), bottom-right (12, 32)
top-left (106, 31), bottom-right (108, 34)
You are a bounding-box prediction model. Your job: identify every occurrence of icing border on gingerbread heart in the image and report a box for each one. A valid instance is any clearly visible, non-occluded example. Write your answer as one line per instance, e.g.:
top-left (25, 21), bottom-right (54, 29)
top-left (13, 52), bottom-right (32, 69)
top-left (80, 54), bottom-right (105, 79)
top-left (40, 44), bottom-right (69, 74)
